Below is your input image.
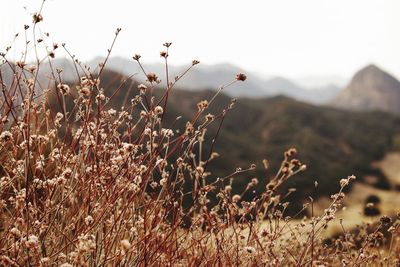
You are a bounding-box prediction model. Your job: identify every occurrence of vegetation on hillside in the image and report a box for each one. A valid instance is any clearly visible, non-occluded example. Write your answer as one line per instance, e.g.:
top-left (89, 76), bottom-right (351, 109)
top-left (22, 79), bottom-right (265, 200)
top-left (50, 69), bottom-right (400, 212)
top-left (1, 5), bottom-right (400, 266)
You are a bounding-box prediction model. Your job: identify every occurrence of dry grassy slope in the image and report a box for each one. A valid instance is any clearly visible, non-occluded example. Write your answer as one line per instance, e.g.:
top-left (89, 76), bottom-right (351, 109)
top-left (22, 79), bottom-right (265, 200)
top-left (374, 152), bottom-right (400, 187)
top-left (312, 183), bottom-right (400, 237)
top-left (311, 153), bottom-right (400, 236)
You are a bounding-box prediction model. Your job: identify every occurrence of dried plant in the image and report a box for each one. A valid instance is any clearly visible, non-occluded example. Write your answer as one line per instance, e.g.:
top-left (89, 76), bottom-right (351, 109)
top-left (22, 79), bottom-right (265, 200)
top-left (0, 4), bottom-right (399, 266)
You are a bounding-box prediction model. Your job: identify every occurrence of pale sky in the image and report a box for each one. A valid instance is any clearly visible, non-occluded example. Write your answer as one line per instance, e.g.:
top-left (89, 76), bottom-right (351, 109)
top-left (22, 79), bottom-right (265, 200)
top-left (1, 0), bottom-right (399, 80)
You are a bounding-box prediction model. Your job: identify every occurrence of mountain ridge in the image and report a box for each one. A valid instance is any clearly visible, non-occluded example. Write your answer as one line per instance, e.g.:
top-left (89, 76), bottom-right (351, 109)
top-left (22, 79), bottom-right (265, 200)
top-left (332, 64), bottom-right (400, 114)
top-left (27, 56), bottom-right (340, 103)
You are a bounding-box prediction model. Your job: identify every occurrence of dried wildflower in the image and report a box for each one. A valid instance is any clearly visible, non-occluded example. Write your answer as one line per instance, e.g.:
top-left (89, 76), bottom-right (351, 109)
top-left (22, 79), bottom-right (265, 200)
top-left (340, 178), bottom-right (348, 187)
top-left (80, 76), bottom-right (90, 86)
top-left (380, 215), bottom-right (392, 225)
top-left (121, 239), bottom-right (131, 250)
top-left (26, 235), bottom-right (39, 249)
top-left (0, 131), bottom-right (13, 142)
top-left (10, 227), bottom-right (21, 237)
top-left (154, 106), bottom-right (164, 115)
top-left (84, 215), bottom-right (94, 225)
top-left (236, 73), bottom-right (247, 81)
top-left (331, 192), bottom-right (345, 201)
top-left (185, 122), bottom-right (194, 135)
top-left (139, 165), bottom-right (147, 173)
top-left (286, 148), bottom-right (297, 157)
top-left (163, 42), bottom-right (172, 48)
top-left (138, 83), bottom-right (147, 94)
top-left (197, 100), bottom-right (209, 111)
top-left (205, 113), bottom-right (214, 122)
top-left (107, 109), bottom-right (116, 116)
top-left (348, 174), bottom-right (356, 180)
top-left (16, 61), bottom-right (26, 68)
top-left (40, 257), bottom-right (50, 264)
top-left (79, 86), bottom-right (91, 97)
top-left (232, 194), bottom-right (241, 203)
top-left (244, 246), bottom-right (256, 254)
top-left (159, 178), bottom-right (167, 186)
top-left (192, 59), bottom-right (200, 65)
top-left (57, 83), bottom-right (70, 95)
top-left (150, 181), bottom-right (158, 189)
top-left (27, 65), bottom-right (37, 73)
top-left (160, 51), bottom-right (168, 58)
top-left (146, 72), bottom-right (158, 83)
top-left (251, 178), bottom-right (258, 186)
top-left (33, 13), bottom-right (43, 23)
top-left (133, 54), bottom-right (141, 61)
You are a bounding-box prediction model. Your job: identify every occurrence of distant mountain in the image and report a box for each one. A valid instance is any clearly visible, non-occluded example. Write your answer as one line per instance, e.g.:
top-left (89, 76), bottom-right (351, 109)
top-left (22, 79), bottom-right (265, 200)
top-left (1, 56), bottom-right (342, 103)
top-left (332, 64), bottom-right (400, 114)
top-left (295, 75), bottom-right (348, 89)
top-left (89, 57), bottom-right (341, 103)
top-left (263, 77), bottom-right (342, 104)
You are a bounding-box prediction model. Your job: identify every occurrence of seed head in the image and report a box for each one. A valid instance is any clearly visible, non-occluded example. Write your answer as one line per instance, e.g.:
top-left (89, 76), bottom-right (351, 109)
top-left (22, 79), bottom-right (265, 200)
top-left (0, 131), bottom-right (13, 143)
top-left (232, 194), bottom-right (241, 203)
top-left (33, 13), bottom-right (43, 23)
top-left (57, 83), bottom-right (70, 95)
top-left (286, 148), bottom-right (297, 157)
top-left (146, 72), bottom-right (158, 83)
top-left (236, 73), bottom-right (247, 81)
top-left (121, 239), bottom-right (131, 250)
top-left (133, 54), bottom-right (141, 61)
top-left (160, 51), bottom-right (168, 58)
top-left (16, 61), bottom-right (26, 68)
top-left (154, 106), bottom-right (164, 115)
top-left (380, 215), bottom-right (392, 225)
top-left (79, 87), bottom-right (91, 97)
top-left (251, 178), bottom-right (259, 185)
top-left (348, 174), bottom-right (356, 180)
top-left (163, 42), bottom-right (172, 48)
top-left (244, 246), bottom-right (256, 254)
top-left (84, 215), bottom-right (94, 225)
top-left (340, 178), bottom-right (348, 187)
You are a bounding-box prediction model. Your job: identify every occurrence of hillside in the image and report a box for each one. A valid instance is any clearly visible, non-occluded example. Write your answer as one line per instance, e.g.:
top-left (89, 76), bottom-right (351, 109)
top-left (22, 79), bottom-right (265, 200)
top-left (332, 64), bottom-right (400, 114)
top-left (48, 69), bottom-right (400, 212)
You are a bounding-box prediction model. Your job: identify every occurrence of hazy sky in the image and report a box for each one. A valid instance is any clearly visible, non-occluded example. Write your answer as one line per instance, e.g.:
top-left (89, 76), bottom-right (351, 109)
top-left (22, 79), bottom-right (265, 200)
top-left (1, 0), bottom-right (399, 79)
